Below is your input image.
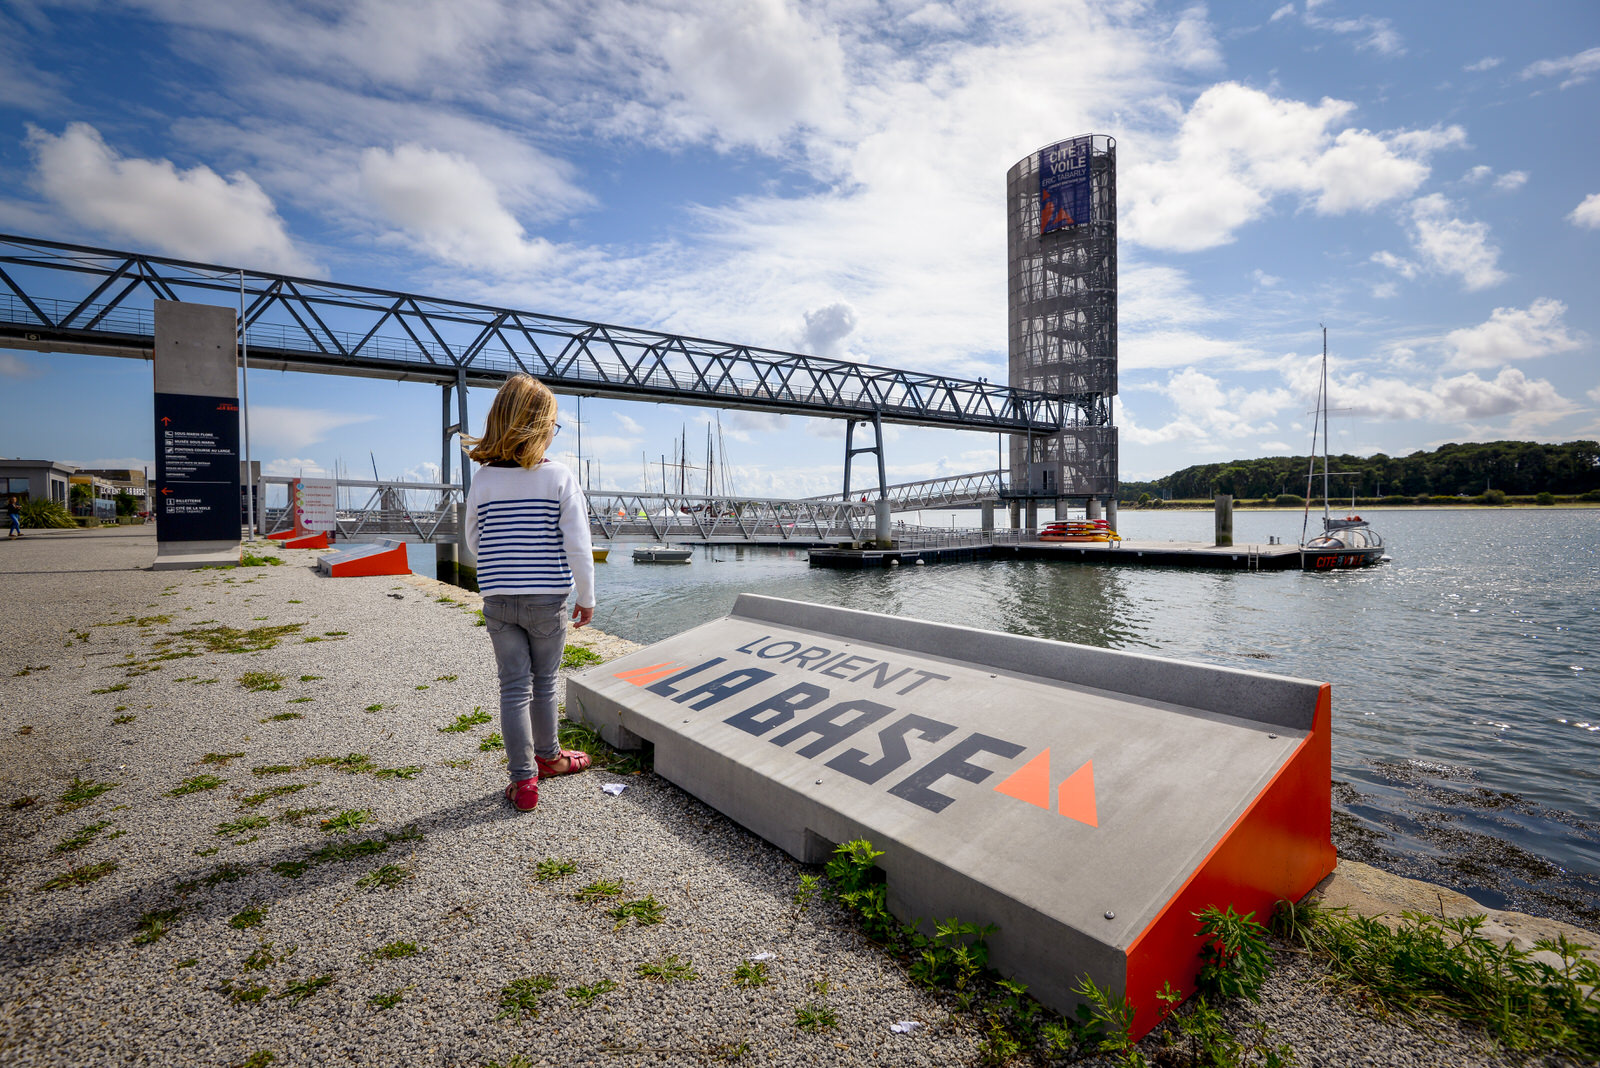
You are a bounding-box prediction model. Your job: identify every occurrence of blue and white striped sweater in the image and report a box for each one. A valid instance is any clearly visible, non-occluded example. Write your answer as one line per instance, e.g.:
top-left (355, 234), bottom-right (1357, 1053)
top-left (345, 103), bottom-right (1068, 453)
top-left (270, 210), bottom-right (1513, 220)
top-left (463, 461), bottom-right (596, 603)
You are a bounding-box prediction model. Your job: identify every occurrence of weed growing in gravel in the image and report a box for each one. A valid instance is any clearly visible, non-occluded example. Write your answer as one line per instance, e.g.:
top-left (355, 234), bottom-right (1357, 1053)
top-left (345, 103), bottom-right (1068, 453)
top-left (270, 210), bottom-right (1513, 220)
top-left (303, 753), bottom-right (376, 774)
top-left (240, 783), bottom-right (309, 807)
top-left (731, 961), bottom-right (770, 987)
top-left (243, 939), bottom-right (295, 970)
top-left (112, 714), bottom-right (136, 724)
top-left (364, 704), bottom-right (385, 712)
top-left (373, 765), bottom-right (423, 779)
top-left (53, 821), bottom-right (112, 852)
top-left (176, 958), bottom-right (198, 968)
top-left (608, 896), bottom-right (666, 928)
top-left (270, 860), bottom-right (310, 879)
top-left (1279, 902), bottom-right (1600, 1060)
top-left (534, 858), bottom-right (577, 882)
top-left (238, 671), bottom-right (285, 692)
top-left (132, 907), bottom-right (185, 944)
top-left (560, 644), bottom-right (604, 669)
top-left (794, 1003), bottom-right (837, 1031)
top-left (474, 609), bottom-right (485, 626)
top-left (15, 725), bottom-right (32, 735)
top-left (172, 623), bottom-right (303, 654)
top-left (635, 955), bottom-right (697, 983)
top-left (38, 861), bottom-right (118, 890)
top-left (369, 940), bottom-right (424, 960)
top-left (435, 674), bottom-right (458, 681)
top-left (480, 732), bottom-right (504, 751)
top-left (309, 838), bottom-right (391, 864)
top-left (251, 764), bottom-right (296, 776)
top-left (238, 553), bottom-right (283, 567)
top-left (181, 863), bottom-right (250, 890)
top-left (415, 684), bottom-right (429, 690)
top-left (223, 980), bottom-right (270, 1004)
top-left (273, 974), bottom-right (333, 1005)
top-left (217, 815), bottom-right (271, 837)
top-left (287, 697), bottom-right (313, 704)
top-left (707, 1041), bottom-right (751, 1061)
top-left (235, 1050), bottom-right (275, 1067)
top-left (440, 707), bottom-right (492, 733)
top-left (356, 864), bottom-right (410, 891)
top-left (10, 795), bottom-right (37, 810)
top-left (369, 987), bottom-right (409, 1011)
top-left (298, 674), bottom-right (322, 682)
top-left (442, 757), bottom-right (473, 769)
top-left (90, 682), bottom-right (129, 694)
top-left (324, 631), bottom-right (347, 637)
top-left (319, 809), bottom-right (374, 834)
top-left (201, 752), bottom-right (246, 766)
top-left (230, 904), bottom-right (268, 929)
top-left (193, 846), bottom-right (220, 857)
top-left (57, 776), bottom-right (117, 812)
top-left (564, 978), bottom-right (619, 1007)
top-left (575, 879), bottom-right (624, 902)
top-left (260, 713), bottom-right (302, 722)
top-left (169, 774), bottom-right (228, 796)
top-left (496, 975), bottom-right (558, 1021)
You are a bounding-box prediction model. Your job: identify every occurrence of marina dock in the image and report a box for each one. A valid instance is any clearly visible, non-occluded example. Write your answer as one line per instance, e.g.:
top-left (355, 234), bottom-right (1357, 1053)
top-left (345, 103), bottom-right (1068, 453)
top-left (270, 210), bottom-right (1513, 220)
top-left (808, 538), bottom-right (1304, 570)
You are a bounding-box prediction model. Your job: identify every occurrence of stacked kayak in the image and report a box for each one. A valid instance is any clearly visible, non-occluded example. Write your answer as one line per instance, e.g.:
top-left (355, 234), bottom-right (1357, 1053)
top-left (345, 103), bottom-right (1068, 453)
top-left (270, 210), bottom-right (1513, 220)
top-left (1040, 519), bottom-right (1121, 543)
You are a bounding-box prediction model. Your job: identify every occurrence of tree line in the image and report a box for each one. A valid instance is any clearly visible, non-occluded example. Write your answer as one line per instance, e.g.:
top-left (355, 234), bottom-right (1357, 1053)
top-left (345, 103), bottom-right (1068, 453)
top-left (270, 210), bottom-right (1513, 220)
top-left (1120, 440), bottom-right (1600, 501)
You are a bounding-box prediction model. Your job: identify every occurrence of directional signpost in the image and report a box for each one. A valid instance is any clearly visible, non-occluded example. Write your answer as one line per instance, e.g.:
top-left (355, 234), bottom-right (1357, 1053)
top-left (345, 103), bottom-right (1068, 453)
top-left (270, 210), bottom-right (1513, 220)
top-left (568, 595), bottom-right (1336, 1038)
top-left (152, 301), bottom-right (242, 569)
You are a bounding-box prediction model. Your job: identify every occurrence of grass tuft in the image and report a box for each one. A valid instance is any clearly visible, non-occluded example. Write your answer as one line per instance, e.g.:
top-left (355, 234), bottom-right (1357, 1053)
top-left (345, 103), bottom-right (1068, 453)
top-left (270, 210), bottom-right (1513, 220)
top-left (273, 973), bottom-right (334, 1005)
top-left (318, 809), bottom-right (373, 835)
top-left (635, 954), bottom-right (697, 983)
top-left (533, 857), bottom-right (577, 882)
top-left (133, 907), bottom-right (185, 945)
top-left (240, 783), bottom-right (309, 807)
top-left (53, 820), bottom-right (112, 853)
top-left (369, 940), bottom-right (423, 960)
top-left (229, 903), bottom-right (268, 929)
top-left (39, 860), bottom-right (119, 891)
top-left (355, 863), bottom-right (410, 891)
top-left (564, 978), bottom-right (620, 1006)
top-left (439, 707), bottom-right (492, 733)
top-left (57, 777), bottom-right (117, 812)
top-left (168, 774), bottom-right (228, 796)
top-left (496, 974), bottom-right (558, 1021)
top-left (732, 960), bottom-right (770, 987)
top-left (560, 644), bottom-right (604, 669)
top-left (607, 895), bottom-right (666, 928)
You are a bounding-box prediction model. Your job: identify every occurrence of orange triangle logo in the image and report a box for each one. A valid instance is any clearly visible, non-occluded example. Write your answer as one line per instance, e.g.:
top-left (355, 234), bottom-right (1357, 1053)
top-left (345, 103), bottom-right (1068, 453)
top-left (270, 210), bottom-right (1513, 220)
top-left (993, 748), bottom-right (1051, 809)
top-left (612, 662), bottom-right (684, 686)
top-left (1057, 760), bottom-right (1098, 827)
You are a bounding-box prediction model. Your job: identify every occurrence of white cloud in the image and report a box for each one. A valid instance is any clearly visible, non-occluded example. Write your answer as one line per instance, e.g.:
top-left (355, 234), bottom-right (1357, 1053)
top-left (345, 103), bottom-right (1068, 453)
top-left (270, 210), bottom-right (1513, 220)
top-left (1569, 193), bottom-right (1600, 229)
top-left (613, 413), bottom-right (644, 435)
top-left (1269, 5), bottom-right (1295, 23)
top-left (358, 144), bottom-right (556, 272)
top-left (1406, 194), bottom-right (1506, 290)
top-left (1121, 329), bottom-right (1263, 371)
top-left (1588, 384), bottom-right (1600, 404)
top-left (1370, 249), bottom-right (1418, 278)
top-left (1462, 164), bottom-right (1493, 184)
top-left (262, 457), bottom-right (333, 478)
top-left (250, 407), bottom-right (377, 452)
top-left (1443, 299), bottom-right (1583, 370)
top-left (1301, 4), bottom-right (1404, 55)
top-left (1493, 170), bottom-right (1528, 192)
top-left (24, 122), bottom-right (314, 273)
top-left (799, 302), bottom-right (859, 358)
top-left (1283, 356), bottom-right (1575, 423)
top-left (1521, 46), bottom-right (1600, 89)
top-left (1124, 83), bottom-right (1460, 251)
top-left (1464, 57), bottom-right (1502, 72)
top-left (0, 353), bottom-right (40, 378)
top-left (1120, 367), bottom-right (1291, 444)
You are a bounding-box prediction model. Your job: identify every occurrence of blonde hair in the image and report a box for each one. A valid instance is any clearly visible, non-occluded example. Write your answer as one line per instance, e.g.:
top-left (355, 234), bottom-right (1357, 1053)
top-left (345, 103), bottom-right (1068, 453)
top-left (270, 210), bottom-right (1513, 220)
top-left (464, 375), bottom-right (558, 469)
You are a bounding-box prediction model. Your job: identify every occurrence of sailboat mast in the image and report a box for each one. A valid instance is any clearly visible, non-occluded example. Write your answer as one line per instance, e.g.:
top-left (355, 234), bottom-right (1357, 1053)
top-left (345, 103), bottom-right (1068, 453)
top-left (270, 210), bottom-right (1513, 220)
top-left (1321, 327), bottom-right (1331, 521)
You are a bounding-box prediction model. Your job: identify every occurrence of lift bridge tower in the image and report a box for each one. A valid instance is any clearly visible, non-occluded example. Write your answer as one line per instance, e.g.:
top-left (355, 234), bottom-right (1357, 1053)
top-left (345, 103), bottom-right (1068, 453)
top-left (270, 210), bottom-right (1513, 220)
top-left (1005, 135), bottom-right (1117, 529)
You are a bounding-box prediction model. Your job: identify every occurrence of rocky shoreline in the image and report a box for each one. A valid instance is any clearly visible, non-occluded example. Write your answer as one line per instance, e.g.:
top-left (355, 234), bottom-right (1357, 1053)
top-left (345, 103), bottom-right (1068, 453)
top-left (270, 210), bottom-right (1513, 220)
top-left (1, 527), bottom-right (1592, 1067)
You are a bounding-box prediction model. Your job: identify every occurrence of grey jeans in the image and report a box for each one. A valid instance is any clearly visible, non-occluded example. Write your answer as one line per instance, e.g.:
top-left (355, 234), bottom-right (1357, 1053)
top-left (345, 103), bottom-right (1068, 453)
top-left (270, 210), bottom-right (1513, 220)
top-left (483, 594), bottom-right (568, 781)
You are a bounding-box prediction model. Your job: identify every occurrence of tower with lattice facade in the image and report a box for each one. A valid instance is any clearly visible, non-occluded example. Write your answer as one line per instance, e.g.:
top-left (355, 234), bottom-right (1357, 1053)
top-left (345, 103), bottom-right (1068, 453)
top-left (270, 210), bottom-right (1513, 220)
top-left (1006, 136), bottom-right (1117, 507)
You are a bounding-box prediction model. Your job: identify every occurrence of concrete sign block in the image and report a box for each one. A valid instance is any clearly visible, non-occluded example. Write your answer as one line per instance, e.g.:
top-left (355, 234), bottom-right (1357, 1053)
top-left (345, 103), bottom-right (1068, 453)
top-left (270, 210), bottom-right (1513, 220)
top-left (567, 595), bottom-right (1334, 1036)
top-left (316, 539), bottom-right (409, 577)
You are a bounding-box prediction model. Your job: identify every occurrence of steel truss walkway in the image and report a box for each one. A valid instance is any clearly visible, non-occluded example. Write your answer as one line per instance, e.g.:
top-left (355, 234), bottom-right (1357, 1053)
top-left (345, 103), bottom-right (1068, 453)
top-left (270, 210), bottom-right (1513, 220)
top-left (0, 233), bottom-right (1079, 434)
top-left (257, 475), bottom-right (1003, 545)
top-left (807, 469), bottom-right (1005, 509)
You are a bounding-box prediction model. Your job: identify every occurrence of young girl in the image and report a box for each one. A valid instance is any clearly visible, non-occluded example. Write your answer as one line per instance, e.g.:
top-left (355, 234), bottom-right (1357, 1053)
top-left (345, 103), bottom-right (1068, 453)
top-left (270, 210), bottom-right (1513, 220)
top-left (464, 375), bottom-right (597, 812)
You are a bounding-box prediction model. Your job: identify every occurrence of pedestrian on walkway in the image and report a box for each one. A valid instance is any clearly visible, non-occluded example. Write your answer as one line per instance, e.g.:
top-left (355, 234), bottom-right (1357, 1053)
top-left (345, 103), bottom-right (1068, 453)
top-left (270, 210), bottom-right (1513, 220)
top-left (7, 496), bottom-right (21, 539)
top-left (463, 375), bottom-right (597, 813)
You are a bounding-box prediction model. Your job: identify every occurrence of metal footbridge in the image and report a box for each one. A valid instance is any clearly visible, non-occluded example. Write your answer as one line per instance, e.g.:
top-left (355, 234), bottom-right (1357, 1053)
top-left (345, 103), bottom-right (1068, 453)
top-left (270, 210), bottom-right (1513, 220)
top-left (0, 234), bottom-right (1075, 434)
top-left (258, 470), bottom-right (1008, 545)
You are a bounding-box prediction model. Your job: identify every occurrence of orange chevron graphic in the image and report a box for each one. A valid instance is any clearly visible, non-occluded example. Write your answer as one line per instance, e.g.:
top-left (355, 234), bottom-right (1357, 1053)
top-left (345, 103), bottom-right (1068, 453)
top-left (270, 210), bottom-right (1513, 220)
top-left (994, 748), bottom-right (1052, 809)
top-left (1058, 760), bottom-right (1097, 827)
top-left (613, 662), bottom-right (687, 686)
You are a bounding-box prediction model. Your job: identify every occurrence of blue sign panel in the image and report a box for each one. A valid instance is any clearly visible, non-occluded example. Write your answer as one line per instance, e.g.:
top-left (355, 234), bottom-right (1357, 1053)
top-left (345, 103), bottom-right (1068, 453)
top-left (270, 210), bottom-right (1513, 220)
top-left (1039, 136), bottom-right (1092, 235)
top-left (154, 391), bottom-right (241, 541)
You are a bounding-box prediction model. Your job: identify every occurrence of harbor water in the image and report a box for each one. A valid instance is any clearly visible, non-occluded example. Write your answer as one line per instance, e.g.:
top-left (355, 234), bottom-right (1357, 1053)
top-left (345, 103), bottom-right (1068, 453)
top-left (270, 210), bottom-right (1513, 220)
top-left (431, 508), bottom-right (1600, 923)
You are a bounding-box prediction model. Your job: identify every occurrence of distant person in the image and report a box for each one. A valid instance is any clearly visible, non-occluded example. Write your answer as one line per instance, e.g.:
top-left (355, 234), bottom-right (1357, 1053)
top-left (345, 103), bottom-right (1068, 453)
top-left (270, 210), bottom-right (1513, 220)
top-left (7, 496), bottom-right (21, 539)
top-left (463, 375), bottom-right (596, 813)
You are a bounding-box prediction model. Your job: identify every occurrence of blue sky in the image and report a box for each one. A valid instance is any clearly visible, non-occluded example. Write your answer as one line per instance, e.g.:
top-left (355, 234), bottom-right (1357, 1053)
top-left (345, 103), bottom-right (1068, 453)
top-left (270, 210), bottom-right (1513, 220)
top-left (1, 0), bottom-right (1597, 494)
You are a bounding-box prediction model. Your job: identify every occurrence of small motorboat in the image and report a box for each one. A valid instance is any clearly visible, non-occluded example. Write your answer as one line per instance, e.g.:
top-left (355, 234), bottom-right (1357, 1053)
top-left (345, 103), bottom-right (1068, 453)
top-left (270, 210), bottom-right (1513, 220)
top-left (632, 544), bottom-right (692, 563)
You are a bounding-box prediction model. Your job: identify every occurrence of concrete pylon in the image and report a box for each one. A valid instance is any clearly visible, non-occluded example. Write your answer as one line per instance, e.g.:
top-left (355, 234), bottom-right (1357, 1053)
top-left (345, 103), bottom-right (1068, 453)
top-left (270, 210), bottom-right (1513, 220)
top-left (980, 501), bottom-right (995, 533)
top-left (1214, 494), bottom-right (1233, 546)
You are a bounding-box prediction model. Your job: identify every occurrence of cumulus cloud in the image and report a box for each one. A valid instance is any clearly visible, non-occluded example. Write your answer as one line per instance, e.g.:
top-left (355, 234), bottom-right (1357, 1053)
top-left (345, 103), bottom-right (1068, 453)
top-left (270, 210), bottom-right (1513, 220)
top-left (1406, 194), bottom-right (1506, 290)
top-left (1521, 46), bottom-right (1600, 89)
top-left (799, 302), bottom-right (859, 358)
top-left (1282, 357), bottom-right (1575, 424)
top-left (0, 352), bottom-right (39, 378)
top-left (250, 406), bottom-right (377, 452)
top-left (1493, 171), bottom-right (1528, 192)
top-left (1124, 83), bottom-right (1462, 251)
top-left (1464, 57), bottom-right (1502, 72)
top-left (1443, 299), bottom-right (1583, 370)
top-left (24, 122), bottom-right (314, 273)
top-left (359, 144), bottom-right (556, 272)
top-left (262, 457), bottom-right (333, 477)
top-left (1301, 2), bottom-right (1404, 55)
top-left (1120, 367), bottom-right (1291, 444)
top-left (1370, 249), bottom-right (1418, 278)
top-left (1120, 329), bottom-right (1262, 370)
top-left (1570, 193), bottom-right (1600, 229)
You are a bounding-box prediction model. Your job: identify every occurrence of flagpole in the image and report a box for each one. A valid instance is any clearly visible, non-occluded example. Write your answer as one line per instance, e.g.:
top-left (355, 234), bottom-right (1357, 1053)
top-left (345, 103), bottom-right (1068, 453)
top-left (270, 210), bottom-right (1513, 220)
top-left (239, 269), bottom-right (255, 538)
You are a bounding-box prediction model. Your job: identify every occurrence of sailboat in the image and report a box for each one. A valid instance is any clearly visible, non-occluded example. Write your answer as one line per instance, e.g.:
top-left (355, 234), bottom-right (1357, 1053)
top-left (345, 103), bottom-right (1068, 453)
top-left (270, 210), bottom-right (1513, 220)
top-left (1300, 327), bottom-right (1387, 571)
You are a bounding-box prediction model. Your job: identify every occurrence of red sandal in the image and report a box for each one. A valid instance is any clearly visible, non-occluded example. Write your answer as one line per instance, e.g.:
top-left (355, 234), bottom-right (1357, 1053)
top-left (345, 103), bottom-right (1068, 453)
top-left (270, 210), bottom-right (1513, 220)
top-left (504, 777), bottom-right (539, 812)
top-left (535, 749), bottom-right (591, 777)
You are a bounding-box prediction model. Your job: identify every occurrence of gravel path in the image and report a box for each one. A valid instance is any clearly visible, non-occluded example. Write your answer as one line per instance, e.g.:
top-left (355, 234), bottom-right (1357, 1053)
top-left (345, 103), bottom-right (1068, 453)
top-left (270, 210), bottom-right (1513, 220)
top-left (0, 528), bottom-right (1582, 1067)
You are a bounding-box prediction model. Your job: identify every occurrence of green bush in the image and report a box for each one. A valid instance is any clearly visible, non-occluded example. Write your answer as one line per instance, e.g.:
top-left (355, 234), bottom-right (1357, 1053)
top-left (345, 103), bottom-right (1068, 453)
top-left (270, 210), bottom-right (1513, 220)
top-left (20, 498), bottom-right (75, 528)
top-left (1582, 489), bottom-right (1600, 502)
top-left (1536, 492), bottom-right (1556, 506)
top-left (1273, 493), bottom-right (1304, 507)
top-left (1478, 488), bottom-right (1509, 506)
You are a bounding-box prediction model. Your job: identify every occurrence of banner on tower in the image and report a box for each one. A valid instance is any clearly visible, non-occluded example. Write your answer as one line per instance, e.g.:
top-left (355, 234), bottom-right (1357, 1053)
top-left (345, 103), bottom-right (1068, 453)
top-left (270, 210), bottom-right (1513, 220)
top-left (1039, 135), bottom-right (1093, 235)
